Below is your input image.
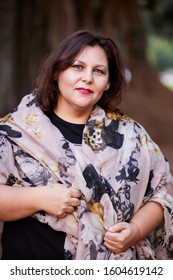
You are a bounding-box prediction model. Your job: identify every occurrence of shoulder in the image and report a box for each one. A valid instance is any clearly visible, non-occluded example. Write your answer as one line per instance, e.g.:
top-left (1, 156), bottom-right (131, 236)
top-left (106, 111), bottom-right (160, 152)
top-left (15, 90), bottom-right (37, 111)
top-left (92, 106), bottom-right (152, 143)
top-left (0, 90), bottom-right (37, 123)
top-left (106, 111), bottom-right (146, 134)
top-left (0, 90), bottom-right (39, 136)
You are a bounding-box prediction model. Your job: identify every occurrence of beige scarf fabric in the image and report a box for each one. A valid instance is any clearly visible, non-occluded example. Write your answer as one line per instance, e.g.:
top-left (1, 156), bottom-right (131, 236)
top-left (0, 92), bottom-right (173, 259)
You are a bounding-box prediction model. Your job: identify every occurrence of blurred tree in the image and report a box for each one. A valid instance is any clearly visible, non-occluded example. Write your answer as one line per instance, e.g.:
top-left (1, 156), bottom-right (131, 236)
top-left (147, 35), bottom-right (173, 71)
top-left (137, 0), bottom-right (173, 38)
top-left (0, 0), bottom-right (17, 115)
top-left (0, 0), bottom-right (173, 169)
top-left (138, 0), bottom-right (173, 74)
top-left (0, 0), bottom-right (77, 116)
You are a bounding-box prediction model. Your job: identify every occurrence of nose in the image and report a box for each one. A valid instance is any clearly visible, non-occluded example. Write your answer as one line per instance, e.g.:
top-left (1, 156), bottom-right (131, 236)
top-left (81, 71), bottom-right (93, 83)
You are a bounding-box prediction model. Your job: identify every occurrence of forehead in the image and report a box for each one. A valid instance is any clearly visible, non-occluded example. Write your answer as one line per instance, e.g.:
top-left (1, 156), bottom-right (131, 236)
top-left (75, 45), bottom-right (108, 65)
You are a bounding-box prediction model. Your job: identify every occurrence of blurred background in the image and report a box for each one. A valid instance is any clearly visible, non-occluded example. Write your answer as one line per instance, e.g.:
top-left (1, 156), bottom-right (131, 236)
top-left (0, 0), bottom-right (173, 171)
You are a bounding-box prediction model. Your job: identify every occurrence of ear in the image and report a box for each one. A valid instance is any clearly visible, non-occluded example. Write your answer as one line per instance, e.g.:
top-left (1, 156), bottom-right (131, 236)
top-left (54, 71), bottom-right (58, 81)
top-left (105, 81), bottom-right (110, 91)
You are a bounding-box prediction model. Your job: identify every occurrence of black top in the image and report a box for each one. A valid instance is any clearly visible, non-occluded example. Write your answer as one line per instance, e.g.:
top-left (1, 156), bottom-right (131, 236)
top-left (47, 111), bottom-right (85, 144)
top-left (1, 112), bottom-right (84, 260)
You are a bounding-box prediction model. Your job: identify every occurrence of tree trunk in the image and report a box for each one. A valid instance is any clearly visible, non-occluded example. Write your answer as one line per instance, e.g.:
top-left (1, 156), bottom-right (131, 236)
top-left (109, 0), bottom-right (173, 171)
top-left (0, 0), bottom-right (77, 117)
top-left (0, 0), bottom-right (17, 115)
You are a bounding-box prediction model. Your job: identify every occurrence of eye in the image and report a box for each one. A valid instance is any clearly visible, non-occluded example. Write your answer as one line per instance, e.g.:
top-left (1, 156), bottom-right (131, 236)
top-left (72, 64), bottom-right (83, 70)
top-left (94, 69), bottom-right (105, 74)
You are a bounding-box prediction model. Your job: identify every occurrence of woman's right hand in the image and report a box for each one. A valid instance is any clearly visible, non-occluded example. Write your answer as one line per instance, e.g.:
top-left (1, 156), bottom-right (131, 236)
top-left (37, 184), bottom-right (81, 218)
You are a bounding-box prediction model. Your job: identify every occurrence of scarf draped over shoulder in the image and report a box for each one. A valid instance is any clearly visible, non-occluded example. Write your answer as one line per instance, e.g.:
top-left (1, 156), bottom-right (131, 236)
top-left (0, 92), bottom-right (173, 260)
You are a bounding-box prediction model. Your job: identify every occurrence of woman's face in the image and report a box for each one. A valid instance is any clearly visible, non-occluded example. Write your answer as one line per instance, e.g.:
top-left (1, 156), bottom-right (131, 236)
top-left (55, 45), bottom-right (110, 121)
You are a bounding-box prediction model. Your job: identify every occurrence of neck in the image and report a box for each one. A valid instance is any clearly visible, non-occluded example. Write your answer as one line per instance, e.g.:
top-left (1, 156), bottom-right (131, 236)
top-left (54, 105), bottom-right (93, 124)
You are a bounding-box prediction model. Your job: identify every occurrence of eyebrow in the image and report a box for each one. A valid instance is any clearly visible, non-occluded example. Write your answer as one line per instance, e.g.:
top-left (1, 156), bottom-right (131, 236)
top-left (74, 60), bottom-right (108, 69)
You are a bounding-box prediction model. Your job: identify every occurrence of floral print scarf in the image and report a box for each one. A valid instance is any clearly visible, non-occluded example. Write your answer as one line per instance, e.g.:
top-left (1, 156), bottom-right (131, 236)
top-left (0, 91), bottom-right (173, 260)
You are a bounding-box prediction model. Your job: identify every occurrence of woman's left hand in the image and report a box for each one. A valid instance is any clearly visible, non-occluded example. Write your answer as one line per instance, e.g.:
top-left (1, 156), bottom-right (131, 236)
top-left (104, 222), bottom-right (139, 254)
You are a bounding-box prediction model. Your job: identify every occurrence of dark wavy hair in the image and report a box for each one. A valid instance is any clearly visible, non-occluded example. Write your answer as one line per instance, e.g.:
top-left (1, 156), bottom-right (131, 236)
top-left (35, 30), bottom-right (126, 112)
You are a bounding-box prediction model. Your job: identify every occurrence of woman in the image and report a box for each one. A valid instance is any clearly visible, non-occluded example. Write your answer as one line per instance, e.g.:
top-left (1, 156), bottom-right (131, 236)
top-left (0, 30), bottom-right (173, 260)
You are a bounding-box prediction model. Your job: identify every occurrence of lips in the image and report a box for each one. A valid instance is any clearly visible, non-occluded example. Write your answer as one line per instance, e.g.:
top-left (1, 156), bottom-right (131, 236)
top-left (75, 88), bottom-right (93, 94)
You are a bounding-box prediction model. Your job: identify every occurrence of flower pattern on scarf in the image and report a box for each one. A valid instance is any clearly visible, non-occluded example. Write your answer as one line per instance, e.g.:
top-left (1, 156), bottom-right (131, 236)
top-left (0, 91), bottom-right (173, 260)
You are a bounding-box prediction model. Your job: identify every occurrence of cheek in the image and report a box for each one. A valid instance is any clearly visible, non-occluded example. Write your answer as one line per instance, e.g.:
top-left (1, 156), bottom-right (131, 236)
top-left (58, 71), bottom-right (78, 88)
top-left (58, 74), bottom-right (70, 91)
top-left (97, 79), bottom-right (109, 93)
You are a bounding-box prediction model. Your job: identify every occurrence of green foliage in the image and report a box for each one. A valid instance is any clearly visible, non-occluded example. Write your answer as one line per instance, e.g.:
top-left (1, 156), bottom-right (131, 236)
top-left (137, 0), bottom-right (173, 38)
top-left (168, 85), bottom-right (173, 91)
top-left (137, 0), bottom-right (158, 10)
top-left (147, 35), bottom-right (173, 72)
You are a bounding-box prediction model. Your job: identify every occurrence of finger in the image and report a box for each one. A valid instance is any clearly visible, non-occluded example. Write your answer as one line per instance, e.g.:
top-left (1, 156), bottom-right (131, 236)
top-left (104, 237), bottom-right (126, 253)
top-left (105, 231), bottom-right (120, 240)
top-left (69, 197), bottom-right (80, 207)
top-left (104, 236), bottom-right (119, 245)
top-left (104, 232), bottom-right (121, 243)
top-left (57, 213), bottom-right (68, 218)
top-left (109, 222), bottom-right (128, 233)
top-left (65, 205), bottom-right (76, 213)
top-left (70, 188), bottom-right (82, 198)
top-left (104, 241), bottom-right (122, 254)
